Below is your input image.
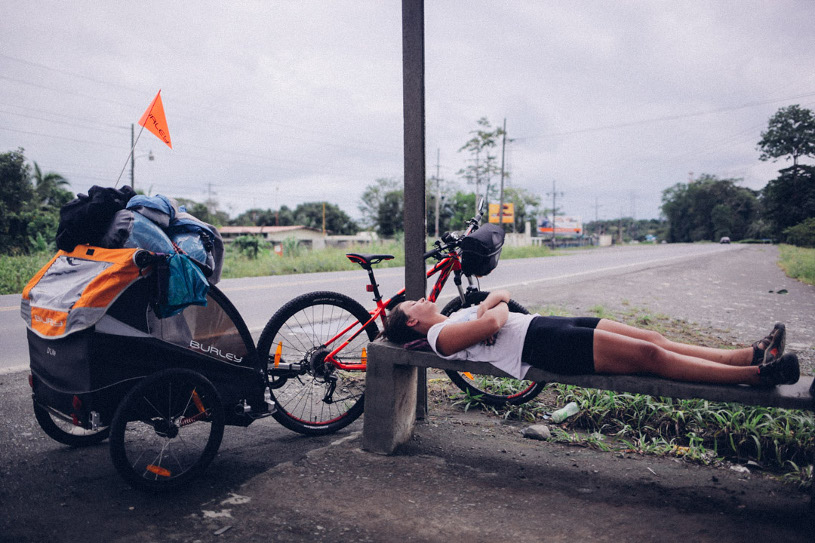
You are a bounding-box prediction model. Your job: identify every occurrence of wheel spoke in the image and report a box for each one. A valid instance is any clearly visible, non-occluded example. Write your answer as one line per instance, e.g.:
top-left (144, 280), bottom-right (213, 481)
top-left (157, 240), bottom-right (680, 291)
top-left (257, 292), bottom-right (375, 434)
top-left (110, 369), bottom-right (224, 491)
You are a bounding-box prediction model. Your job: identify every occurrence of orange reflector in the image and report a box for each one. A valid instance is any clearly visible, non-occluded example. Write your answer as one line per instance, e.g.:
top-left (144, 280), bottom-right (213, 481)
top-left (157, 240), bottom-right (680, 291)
top-left (191, 390), bottom-right (205, 413)
top-left (274, 342), bottom-right (282, 367)
top-left (361, 347), bottom-right (367, 364)
top-left (462, 372), bottom-right (475, 380)
top-left (146, 465), bottom-right (172, 477)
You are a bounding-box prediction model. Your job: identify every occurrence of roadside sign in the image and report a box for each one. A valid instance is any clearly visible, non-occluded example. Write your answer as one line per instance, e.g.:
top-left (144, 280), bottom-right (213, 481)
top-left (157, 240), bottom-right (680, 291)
top-left (538, 215), bottom-right (582, 236)
top-left (488, 203), bottom-right (514, 224)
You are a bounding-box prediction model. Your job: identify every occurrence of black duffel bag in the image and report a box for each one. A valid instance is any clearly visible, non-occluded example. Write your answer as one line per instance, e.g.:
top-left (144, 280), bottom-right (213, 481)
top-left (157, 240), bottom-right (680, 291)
top-left (459, 223), bottom-right (505, 276)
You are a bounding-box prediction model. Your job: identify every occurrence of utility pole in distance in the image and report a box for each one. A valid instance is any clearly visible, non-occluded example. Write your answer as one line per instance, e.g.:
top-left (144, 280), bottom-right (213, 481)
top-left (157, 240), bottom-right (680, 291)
top-left (498, 118), bottom-right (507, 228)
top-left (546, 180), bottom-right (564, 248)
top-left (434, 148), bottom-right (441, 238)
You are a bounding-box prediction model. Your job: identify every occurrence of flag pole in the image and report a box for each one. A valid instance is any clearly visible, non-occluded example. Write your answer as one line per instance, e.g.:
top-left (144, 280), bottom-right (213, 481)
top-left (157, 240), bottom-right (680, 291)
top-left (114, 121), bottom-right (148, 188)
top-left (115, 92), bottom-right (160, 188)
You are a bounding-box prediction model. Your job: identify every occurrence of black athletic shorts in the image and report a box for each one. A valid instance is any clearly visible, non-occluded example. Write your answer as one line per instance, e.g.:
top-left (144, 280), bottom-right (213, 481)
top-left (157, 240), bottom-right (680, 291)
top-left (521, 316), bottom-right (601, 375)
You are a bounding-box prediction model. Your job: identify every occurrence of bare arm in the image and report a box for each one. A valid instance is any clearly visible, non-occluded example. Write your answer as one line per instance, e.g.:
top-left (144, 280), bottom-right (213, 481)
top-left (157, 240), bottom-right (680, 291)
top-left (476, 289), bottom-right (511, 318)
top-left (436, 301), bottom-right (509, 356)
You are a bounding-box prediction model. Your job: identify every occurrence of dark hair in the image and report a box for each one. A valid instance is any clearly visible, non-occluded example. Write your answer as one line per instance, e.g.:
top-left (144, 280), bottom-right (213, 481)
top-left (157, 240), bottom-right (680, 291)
top-left (380, 302), bottom-right (425, 345)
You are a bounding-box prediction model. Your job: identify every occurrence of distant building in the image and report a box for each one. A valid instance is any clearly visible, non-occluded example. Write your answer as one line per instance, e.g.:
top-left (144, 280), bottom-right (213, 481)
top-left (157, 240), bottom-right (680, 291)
top-left (218, 225), bottom-right (378, 250)
top-left (219, 225), bottom-right (327, 249)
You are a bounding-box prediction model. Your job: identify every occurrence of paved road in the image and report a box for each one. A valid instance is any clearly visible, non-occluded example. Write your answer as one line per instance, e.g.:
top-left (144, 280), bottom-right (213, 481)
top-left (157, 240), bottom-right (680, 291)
top-left (1, 243), bottom-right (813, 542)
top-left (506, 243), bottom-right (815, 373)
top-left (1, 243), bottom-right (747, 372)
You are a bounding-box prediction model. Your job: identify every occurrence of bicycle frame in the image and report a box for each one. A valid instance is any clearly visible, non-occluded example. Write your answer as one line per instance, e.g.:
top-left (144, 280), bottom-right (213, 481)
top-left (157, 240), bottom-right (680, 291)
top-left (320, 251), bottom-right (479, 371)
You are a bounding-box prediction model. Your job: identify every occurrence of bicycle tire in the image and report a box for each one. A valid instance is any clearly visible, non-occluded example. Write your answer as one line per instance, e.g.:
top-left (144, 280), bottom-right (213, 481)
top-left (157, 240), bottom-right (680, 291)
top-left (441, 291), bottom-right (546, 406)
top-left (257, 291), bottom-right (376, 436)
top-left (33, 401), bottom-right (110, 447)
top-left (109, 368), bottom-right (225, 492)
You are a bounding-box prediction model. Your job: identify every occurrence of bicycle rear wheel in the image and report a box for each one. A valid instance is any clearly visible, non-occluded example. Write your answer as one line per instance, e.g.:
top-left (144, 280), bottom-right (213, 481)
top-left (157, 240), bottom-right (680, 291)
top-left (109, 369), bottom-right (225, 491)
top-left (257, 291), bottom-right (377, 436)
top-left (441, 291), bottom-right (545, 406)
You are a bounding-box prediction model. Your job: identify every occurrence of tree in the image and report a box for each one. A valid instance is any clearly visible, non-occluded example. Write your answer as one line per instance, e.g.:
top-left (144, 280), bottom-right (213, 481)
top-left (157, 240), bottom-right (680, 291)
top-left (293, 202), bottom-right (358, 235)
top-left (661, 174), bottom-right (760, 242)
top-left (376, 191), bottom-right (404, 237)
top-left (31, 162), bottom-right (72, 208)
top-left (358, 178), bottom-right (400, 229)
top-left (232, 207), bottom-right (277, 226)
top-left (761, 165), bottom-right (815, 239)
top-left (502, 187), bottom-right (541, 233)
top-left (0, 149), bottom-right (37, 254)
top-left (758, 105), bottom-right (815, 167)
top-left (175, 197), bottom-right (229, 226)
top-left (448, 191), bottom-right (478, 230)
top-left (458, 118), bottom-right (505, 206)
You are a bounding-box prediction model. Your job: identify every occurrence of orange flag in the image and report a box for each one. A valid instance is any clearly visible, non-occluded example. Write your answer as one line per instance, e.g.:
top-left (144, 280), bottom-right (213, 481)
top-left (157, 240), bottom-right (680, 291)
top-left (138, 90), bottom-right (172, 149)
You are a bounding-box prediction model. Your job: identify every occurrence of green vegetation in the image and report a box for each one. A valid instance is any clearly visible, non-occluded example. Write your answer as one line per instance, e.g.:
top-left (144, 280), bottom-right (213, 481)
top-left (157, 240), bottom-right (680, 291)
top-left (440, 306), bottom-right (814, 489)
top-left (778, 244), bottom-right (815, 286)
top-left (220, 240), bottom-right (406, 279)
top-left (499, 244), bottom-right (555, 260)
top-left (0, 252), bottom-right (53, 294)
top-left (783, 217), bottom-right (815, 248)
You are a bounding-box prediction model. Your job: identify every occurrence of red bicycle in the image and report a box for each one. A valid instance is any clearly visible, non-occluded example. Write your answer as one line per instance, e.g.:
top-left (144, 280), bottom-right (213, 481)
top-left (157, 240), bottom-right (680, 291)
top-left (257, 202), bottom-right (545, 435)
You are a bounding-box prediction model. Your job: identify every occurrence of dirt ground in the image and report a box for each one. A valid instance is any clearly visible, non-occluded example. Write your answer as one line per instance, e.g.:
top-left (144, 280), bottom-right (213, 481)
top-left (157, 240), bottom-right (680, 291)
top-left (108, 397), bottom-right (811, 543)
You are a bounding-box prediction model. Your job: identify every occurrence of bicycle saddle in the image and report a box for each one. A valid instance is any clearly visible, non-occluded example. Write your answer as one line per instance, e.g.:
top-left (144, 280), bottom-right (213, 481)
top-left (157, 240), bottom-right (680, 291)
top-left (346, 253), bottom-right (394, 269)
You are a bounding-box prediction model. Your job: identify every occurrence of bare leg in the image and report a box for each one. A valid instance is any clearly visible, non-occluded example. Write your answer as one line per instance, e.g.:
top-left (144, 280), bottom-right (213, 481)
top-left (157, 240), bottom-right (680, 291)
top-left (593, 328), bottom-right (761, 385)
top-left (596, 319), bottom-right (753, 366)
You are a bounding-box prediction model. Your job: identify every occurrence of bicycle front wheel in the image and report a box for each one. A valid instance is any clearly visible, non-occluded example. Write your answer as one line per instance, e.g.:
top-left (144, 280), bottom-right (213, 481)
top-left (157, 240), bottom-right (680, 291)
top-left (441, 291), bottom-right (545, 406)
top-left (257, 291), bottom-right (377, 436)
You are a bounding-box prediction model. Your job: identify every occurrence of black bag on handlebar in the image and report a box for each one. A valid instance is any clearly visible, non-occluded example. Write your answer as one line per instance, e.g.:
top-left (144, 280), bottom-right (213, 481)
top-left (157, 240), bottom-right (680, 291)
top-left (459, 223), bottom-right (505, 276)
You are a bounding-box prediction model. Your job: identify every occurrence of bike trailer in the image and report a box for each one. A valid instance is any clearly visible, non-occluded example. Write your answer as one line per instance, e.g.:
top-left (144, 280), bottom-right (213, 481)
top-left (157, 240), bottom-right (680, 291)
top-left (459, 223), bottom-right (505, 276)
top-left (21, 246), bottom-right (264, 428)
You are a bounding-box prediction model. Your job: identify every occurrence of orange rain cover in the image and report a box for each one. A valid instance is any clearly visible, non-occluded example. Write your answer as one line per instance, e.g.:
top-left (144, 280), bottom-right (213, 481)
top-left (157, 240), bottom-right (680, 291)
top-left (21, 246), bottom-right (145, 338)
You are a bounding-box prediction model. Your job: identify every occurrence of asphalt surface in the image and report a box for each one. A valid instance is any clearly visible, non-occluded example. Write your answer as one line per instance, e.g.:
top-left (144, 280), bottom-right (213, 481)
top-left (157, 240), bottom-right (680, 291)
top-left (1, 244), bottom-right (813, 542)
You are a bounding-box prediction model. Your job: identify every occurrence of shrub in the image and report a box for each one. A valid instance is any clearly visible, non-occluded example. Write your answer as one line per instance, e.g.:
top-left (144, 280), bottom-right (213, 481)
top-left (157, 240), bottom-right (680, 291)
top-left (232, 235), bottom-right (265, 259)
top-left (282, 236), bottom-right (302, 258)
top-left (783, 218), bottom-right (815, 248)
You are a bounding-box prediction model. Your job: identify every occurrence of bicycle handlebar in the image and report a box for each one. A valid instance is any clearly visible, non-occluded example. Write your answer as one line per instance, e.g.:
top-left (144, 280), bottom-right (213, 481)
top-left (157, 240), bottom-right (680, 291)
top-left (423, 200), bottom-right (485, 261)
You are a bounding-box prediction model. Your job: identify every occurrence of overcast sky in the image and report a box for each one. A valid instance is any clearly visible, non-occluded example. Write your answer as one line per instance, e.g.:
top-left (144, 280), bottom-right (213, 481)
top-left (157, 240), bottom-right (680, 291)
top-left (2, 1), bottom-right (814, 226)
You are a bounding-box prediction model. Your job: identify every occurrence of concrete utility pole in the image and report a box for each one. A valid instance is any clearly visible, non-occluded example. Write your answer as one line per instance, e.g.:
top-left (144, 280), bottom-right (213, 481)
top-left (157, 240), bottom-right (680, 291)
top-left (401, 0), bottom-right (427, 418)
top-left (498, 118), bottom-right (507, 228)
top-left (434, 148), bottom-right (441, 238)
top-left (130, 124), bottom-right (135, 190)
top-left (594, 196), bottom-right (603, 234)
top-left (547, 180), bottom-right (564, 248)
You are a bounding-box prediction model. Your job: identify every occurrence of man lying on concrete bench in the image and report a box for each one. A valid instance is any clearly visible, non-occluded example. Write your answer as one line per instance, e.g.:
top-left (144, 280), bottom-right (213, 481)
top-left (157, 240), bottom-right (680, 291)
top-left (380, 289), bottom-right (799, 388)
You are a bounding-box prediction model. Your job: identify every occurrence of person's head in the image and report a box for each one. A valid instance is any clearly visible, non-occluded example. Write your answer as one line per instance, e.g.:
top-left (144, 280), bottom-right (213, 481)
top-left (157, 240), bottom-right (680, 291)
top-left (381, 298), bottom-right (440, 345)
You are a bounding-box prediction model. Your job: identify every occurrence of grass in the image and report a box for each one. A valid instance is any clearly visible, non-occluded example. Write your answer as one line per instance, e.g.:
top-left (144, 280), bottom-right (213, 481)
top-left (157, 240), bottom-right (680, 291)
top-left (221, 240), bottom-right (406, 278)
top-left (500, 244), bottom-right (557, 260)
top-left (0, 252), bottom-right (54, 295)
top-left (438, 305), bottom-right (814, 490)
top-left (778, 244), bottom-right (815, 286)
top-left (0, 238), bottom-right (559, 294)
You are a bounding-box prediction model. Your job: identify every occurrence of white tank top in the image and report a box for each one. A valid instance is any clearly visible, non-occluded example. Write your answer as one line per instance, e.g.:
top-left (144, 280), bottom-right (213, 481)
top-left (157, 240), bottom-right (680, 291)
top-left (427, 306), bottom-right (535, 379)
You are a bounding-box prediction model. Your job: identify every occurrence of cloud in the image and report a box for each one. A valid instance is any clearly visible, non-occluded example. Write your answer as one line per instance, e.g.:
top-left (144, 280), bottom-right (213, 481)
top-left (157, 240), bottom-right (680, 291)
top-left (1, 0), bottom-right (813, 224)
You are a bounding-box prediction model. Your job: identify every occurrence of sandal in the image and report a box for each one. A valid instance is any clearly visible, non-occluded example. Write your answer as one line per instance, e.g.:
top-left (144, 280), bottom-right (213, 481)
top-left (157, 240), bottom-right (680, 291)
top-left (757, 352), bottom-right (799, 387)
top-left (751, 322), bottom-right (785, 366)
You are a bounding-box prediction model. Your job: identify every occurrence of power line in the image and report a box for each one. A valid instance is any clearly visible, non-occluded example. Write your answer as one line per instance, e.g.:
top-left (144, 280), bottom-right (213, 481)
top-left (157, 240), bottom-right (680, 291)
top-left (515, 91), bottom-right (815, 141)
top-left (0, 52), bottom-right (145, 94)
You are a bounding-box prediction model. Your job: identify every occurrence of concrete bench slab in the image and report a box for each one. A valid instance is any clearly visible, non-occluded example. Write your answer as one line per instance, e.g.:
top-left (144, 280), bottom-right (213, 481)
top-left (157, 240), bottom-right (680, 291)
top-left (362, 341), bottom-right (815, 455)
